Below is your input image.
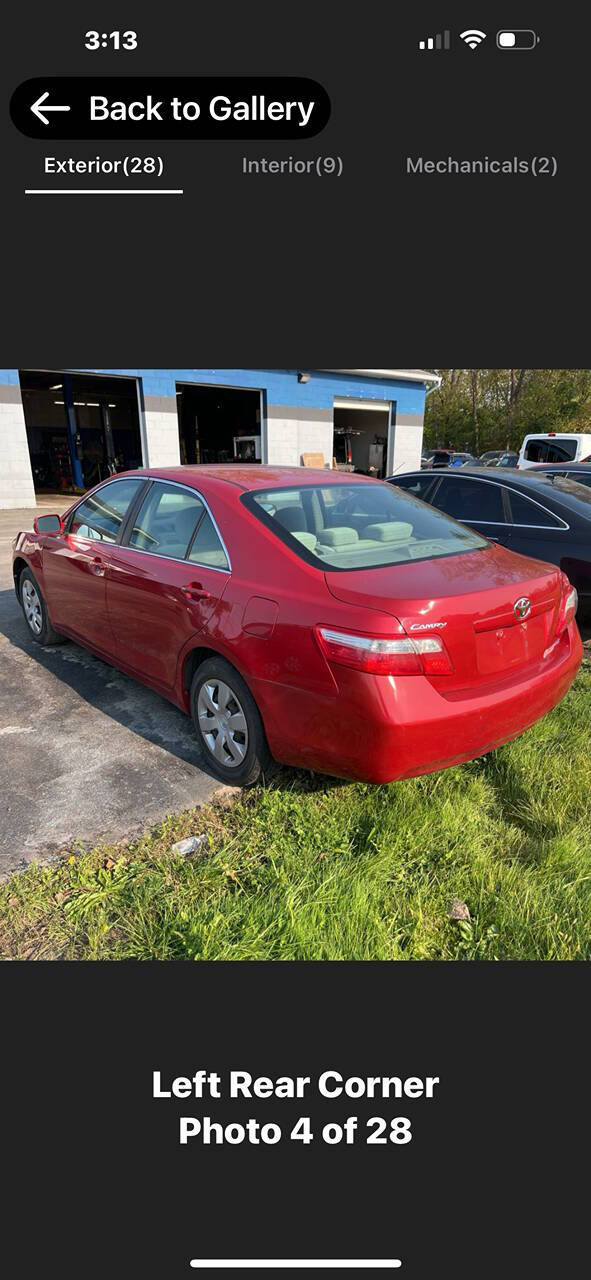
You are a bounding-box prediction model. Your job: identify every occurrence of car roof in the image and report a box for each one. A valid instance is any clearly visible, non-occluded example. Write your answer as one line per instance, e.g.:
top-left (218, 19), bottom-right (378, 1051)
top-left (392, 466), bottom-right (591, 516)
top-left (115, 464), bottom-right (379, 492)
top-left (523, 463), bottom-right (591, 471)
top-left (453, 467), bottom-right (586, 486)
top-left (521, 432), bottom-right (591, 442)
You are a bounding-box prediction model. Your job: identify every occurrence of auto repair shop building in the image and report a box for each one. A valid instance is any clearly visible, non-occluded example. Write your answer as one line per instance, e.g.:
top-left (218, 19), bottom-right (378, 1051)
top-left (0, 368), bottom-right (439, 509)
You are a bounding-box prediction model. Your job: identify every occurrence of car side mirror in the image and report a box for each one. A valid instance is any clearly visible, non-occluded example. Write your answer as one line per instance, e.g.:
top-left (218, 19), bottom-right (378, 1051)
top-left (33, 514), bottom-right (64, 534)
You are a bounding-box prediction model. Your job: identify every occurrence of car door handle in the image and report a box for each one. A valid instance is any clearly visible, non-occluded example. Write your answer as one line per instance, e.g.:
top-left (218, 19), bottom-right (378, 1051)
top-left (90, 557), bottom-right (105, 576)
top-left (182, 581), bottom-right (211, 601)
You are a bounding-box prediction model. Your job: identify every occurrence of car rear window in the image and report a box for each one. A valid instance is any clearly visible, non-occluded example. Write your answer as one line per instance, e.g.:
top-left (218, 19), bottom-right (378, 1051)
top-left (243, 482), bottom-right (488, 571)
top-left (524, 438), bottom-right (578, 462)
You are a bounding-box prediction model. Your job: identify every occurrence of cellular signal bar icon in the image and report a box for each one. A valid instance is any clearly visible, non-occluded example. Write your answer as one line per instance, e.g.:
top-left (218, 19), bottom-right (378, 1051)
top-left (419, 31), bottom-right (451, 51)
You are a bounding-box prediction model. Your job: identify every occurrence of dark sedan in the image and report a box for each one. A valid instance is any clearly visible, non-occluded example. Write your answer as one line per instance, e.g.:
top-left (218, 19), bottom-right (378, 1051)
top-left (388, 467), bottom-right (591, 612)
top-left (518, 464), bottom-right (591, 488)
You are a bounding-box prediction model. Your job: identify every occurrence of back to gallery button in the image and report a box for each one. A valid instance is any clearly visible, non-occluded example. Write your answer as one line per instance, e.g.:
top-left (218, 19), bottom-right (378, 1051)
top-left (9, 77), bottom-right (331, 140)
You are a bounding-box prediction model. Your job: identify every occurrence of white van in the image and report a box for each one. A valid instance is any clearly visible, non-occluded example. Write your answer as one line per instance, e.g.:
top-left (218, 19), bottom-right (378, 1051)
top-left (518, 432), bottom-right (591, 468)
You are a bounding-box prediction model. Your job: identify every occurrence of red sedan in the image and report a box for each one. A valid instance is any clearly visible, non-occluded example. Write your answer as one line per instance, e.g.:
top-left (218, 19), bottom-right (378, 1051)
top-left (12, 466), bottom-right (582, 785)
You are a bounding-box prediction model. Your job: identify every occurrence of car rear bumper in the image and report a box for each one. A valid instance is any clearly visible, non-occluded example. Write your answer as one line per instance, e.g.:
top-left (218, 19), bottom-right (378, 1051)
top-left (251, 623), bottom-right (583, 783)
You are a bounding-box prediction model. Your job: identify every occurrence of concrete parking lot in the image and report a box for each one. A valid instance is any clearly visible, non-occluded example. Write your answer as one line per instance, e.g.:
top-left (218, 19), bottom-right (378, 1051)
top-left (0, 500), bottom-right (224, 879)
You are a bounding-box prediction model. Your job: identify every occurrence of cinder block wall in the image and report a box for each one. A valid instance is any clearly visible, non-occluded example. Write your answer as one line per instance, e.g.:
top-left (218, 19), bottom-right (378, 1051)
top-left (142, 396), bottom-right (181, 466)
top-left (0, 375), bottom-right (36, 508)
top-left (266, 407), bottom-right (334, 466)
top-left (0, 370), bottom-right (429, 507)
top-left (389, 414), bottom-right (425, 475)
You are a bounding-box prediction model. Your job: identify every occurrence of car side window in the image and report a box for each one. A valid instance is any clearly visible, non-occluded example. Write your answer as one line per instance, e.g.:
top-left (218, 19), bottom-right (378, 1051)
top-left (187, 510), bottom-right (229, 569)
top-left (392, 475), bottom-right (437, 501)
top-left (69, 478), bottom-right (145, 542)
top-left (546, 443), bottom-right (576, 462)
top-left (524, 441), bottom-right (548, 462)
top-left (432, 477), bottom-right (506, 523)
top-left (506, 491), bottom-right (564, 527)
top-left (564, 471), bottom-right (591, 488)
top-left (129, 482), bottom-right (207, 559)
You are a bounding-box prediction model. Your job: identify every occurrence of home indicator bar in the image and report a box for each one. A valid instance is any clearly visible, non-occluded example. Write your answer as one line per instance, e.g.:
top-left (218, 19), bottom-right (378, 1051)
top-left (189, 1263), bottom-right (403, 1271)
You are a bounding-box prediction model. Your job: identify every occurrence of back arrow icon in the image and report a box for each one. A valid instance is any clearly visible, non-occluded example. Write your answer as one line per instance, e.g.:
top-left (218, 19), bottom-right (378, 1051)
top-left (31, 91), bottom-right (71, 125)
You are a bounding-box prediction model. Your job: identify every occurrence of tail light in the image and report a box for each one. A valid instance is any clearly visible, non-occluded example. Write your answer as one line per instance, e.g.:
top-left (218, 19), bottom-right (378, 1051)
top-left (315, 626), bottom-right (454, 676)
top-left (555, 575), bottom-right (578, 636)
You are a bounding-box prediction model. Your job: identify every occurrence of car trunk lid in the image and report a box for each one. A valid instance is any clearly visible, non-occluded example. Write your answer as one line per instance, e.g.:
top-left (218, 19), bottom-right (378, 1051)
top-left (324, 544), bottom-right (563, 690)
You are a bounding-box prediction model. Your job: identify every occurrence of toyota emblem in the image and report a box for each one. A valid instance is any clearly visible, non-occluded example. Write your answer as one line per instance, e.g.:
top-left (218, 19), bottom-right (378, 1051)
top-left (513, 596), bottom-right (531, 620)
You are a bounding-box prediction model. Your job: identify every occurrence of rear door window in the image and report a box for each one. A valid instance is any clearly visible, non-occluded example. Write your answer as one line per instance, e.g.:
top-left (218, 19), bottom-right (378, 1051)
top-left (187, 510), bottom-right (229, 569)
top-left (506, 491), bottom-right (564, 527)
top-left (69, 478), bottom-right (145, 542)
top-left (129, 482), bottom-right (208, 559)
top-left (432, 477), bottom-right (506, 523)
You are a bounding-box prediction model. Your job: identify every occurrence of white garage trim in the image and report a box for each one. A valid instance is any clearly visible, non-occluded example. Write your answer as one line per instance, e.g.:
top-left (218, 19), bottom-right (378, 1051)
top-left (333, 397), bottom-right (390, 412)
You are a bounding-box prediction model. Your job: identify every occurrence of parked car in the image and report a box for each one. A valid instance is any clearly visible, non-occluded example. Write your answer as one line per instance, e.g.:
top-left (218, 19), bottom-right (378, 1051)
top-left (518, 432), bottom-right (591, 469)
top-left (423, 449), bottom-right (452, 469)
top-left (13, 466), bottom-right (581, 786)
top-left (482, 452), bottom-right (519, 468)
top-left (516, 463), bottom-right (591, 489)
top-left (477, 451), bottom-right (504, 465)
top-left (424, 450), bottom-right (475, 469)
top-left (389, 466), bottom-right (591, 614)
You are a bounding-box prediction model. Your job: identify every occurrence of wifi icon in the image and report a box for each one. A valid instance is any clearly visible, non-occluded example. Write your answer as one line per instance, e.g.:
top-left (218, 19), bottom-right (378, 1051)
top-left (460, 29), bottom-right (487, 49)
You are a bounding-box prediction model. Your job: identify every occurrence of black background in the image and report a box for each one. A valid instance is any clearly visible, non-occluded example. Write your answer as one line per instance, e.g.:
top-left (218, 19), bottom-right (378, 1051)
top-left (1, 2), bottom-right (590, 366)
top-left (5, 964), bottom-right (589, 1277)
top-left (2, 6), bottom-right (591, 1277)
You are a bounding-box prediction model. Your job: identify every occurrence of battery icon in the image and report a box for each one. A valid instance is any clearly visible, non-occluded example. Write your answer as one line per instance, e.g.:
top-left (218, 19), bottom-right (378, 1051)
top-left (497, 30), bottom-right (539, 49)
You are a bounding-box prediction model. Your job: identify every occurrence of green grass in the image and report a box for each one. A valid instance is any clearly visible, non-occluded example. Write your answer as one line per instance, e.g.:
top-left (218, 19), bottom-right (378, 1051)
top-left (2, 663), bottom-right (591, 961)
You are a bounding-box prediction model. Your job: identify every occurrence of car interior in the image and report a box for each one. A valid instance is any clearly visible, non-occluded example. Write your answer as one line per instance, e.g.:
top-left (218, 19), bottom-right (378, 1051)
top-left (253, 486), bottom-right (482, 569)
top-left (70, 483), bottom-right (229, 568)
top-left (130, 488), bottom-right (229, 567)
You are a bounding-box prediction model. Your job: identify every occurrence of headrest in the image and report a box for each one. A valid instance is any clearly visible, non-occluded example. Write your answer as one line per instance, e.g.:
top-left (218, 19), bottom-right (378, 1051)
top-left (362, 522), bottom-right (413, 542)
top-left (317, 526), bottom-right (360, 547)
top-left (291, 531), bottom-right (318, 551)
top-left (275, 505), bottom-right (307, 532)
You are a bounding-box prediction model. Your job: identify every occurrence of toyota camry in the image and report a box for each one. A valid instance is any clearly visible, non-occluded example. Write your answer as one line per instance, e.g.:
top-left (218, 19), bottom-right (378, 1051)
top-left (12, 466), bottom-right (582, 785)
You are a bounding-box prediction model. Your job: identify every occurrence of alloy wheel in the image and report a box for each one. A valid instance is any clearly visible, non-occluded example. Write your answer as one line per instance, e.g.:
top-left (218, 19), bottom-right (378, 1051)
top-left (197, 679), bottom-right (249, 767)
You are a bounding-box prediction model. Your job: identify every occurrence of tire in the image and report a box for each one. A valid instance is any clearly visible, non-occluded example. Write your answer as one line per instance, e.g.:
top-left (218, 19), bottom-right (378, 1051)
top-left (190, 656), bottom-right (272, 786)
top-left (19, 568), bottom-right (65, 646)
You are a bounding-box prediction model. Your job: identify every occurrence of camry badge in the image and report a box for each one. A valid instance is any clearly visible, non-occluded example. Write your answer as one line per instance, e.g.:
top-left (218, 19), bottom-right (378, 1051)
top-left (513, 596), bottom-right (531, 620)
top-left (410, 621), bottom-right (447, 631)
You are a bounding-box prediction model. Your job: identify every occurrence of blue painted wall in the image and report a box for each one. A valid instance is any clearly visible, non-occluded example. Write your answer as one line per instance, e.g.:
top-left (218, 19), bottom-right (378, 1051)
top-left (1, 369), bottom-right (428, 417)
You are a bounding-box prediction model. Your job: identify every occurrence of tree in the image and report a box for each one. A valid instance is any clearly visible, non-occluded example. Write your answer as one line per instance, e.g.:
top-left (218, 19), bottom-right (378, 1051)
top-left (424, 369), bottom-right (591, 454)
